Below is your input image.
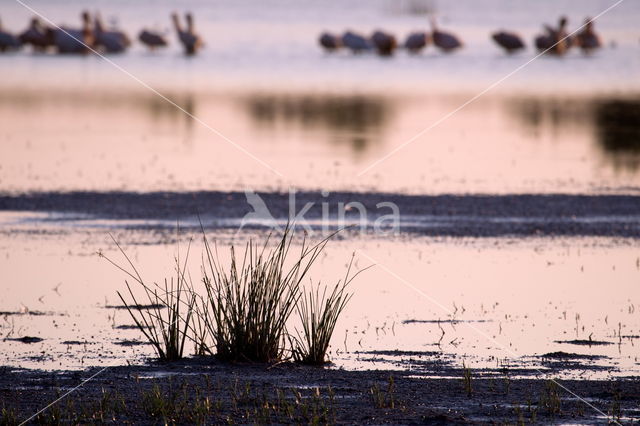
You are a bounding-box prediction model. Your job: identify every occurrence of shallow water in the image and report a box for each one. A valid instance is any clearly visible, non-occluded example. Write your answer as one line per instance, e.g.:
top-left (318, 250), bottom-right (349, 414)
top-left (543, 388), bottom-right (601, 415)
top-left (1, 0), bottom-right (639, 381)
top-left (0, 219), bottom-right (638, 379)
top-left (1, 1), bottom-right (640, 194)
top-left (1, 91), bottom-right (640, 194)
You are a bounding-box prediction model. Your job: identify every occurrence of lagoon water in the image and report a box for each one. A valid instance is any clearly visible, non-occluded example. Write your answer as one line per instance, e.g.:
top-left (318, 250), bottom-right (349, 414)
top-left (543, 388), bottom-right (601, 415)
top-left (1, 0), bottom-right (640, 194)
top-left (0, 0), bottom-right (639, 378)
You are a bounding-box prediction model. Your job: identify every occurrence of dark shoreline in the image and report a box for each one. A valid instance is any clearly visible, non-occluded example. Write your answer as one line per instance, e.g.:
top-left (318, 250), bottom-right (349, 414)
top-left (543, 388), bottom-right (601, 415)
top-left (1, 191), bottom-right (640, 238)
top-left (2, 358), bottom-right (638, 424)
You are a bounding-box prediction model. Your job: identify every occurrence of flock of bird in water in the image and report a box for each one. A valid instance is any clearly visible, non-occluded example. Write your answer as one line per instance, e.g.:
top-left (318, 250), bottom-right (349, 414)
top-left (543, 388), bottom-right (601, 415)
top-left (0, 12), bottom-right (202, 55)
top-left (0, 12), bottom-right (602, 57)
top-left (321, 16), bottom-right (602, 55)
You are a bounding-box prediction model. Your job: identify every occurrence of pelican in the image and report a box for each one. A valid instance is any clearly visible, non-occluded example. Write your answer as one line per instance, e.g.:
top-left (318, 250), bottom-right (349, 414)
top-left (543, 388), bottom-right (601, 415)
top-left (0, 17), bottom-right (22, 52)
top-left (18, 17), bottom-right (52, 52)
top-left (535, 16), bottom-right (570, 55)
top-left (51, 11), bottom-right (94, 54)
top-left (341, 30), bottom-right (373, 53)
top-left (534, 32), bottom-right (552, 51)
top-left (491, 30), bottom-right (525, 54)
top-left (94, 14), bottom-right (130, 53)
top-left (404, 31), bottom-right (429, 53)
top-left (138, 29), bottom-right (168, 50)
top-left (318, 32), bottom-right (342, 51)
top-left (576, 18), bottom-right (601, 53)
top-left (430, 18), bottom-right (462, 52)
top-left (172, 12), bottom-right (202, 55)
top-left (371, 30), bottom-right (397, 56)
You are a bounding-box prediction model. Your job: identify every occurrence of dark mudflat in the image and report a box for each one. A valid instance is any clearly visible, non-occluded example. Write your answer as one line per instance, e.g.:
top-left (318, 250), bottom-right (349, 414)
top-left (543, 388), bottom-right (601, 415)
top-left (1, 358), bottom-right (638, 424)
top-left (2, 191), bottom-right (640, 237)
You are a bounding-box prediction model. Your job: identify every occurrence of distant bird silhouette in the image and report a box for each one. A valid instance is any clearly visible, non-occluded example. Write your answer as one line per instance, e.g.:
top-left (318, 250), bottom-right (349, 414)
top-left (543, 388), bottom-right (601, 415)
top-left (93, 14), bottom-right (130, 53)
top-left (371, 30), bottom-right (397, 56)
top-left (318, 32), bottom-right (342, 51)
top-left (341, 30), bottom-right (373, 53)
top-left (491, 30), bottom-right (525, 54)
top-left (138, 29), bottom-right (168, 50)
top-left (534, 32), bottom-right (552, 51)
top-left (576, 17), bottom-right (601, 53)
top-left (430, 17), bottom-right (462, 52)
top-left (18, 18), bottom-right (52, 52)
top-left (404, 31), bottom-right (429, 53)
top-left (535, 16), bottom-right (570, 55)
top-left (172, 12), bottom-right (202, 55)
top-left (0, 17), bottom-right (22, 52)
top-left (52, 11), bottom-right (94, 54)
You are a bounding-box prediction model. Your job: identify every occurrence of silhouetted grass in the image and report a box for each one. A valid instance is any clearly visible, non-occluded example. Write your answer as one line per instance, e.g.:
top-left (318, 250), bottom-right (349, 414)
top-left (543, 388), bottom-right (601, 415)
top-left (101, 236), bottom-right (195, 361)
top-left (105, 226), bottom-right (362, 364)
top-left (292, 254), bottom-right (364, 365)
top-left (198, 227), bottom-right (334, 362)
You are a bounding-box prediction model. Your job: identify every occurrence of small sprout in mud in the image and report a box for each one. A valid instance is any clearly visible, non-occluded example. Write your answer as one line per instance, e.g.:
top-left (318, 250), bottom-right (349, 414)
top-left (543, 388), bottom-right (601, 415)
top-left (0, 407), bottom-right (18, 426)
top-left (462, 361), bottom-right (472, 397)
top-left (141, 380), bottom-right (213, 424)
top-left (500, 360), bottom-right (511, 395)
top-left (539, 380), bottom-right (562, 416)
top-left (370, 375), bottom-right (397, 409)
top-left (527, 396), bottom-right (538, 423)
top-left (608, 390), bottom-right (622, 422)
top-left (514, 405), bottom-right (524, 425)
top-left (34, 390), bottom-right (63, 424)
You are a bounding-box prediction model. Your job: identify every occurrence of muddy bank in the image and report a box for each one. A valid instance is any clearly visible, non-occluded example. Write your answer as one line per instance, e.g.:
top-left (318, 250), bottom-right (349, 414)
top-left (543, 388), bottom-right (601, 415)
top-left (1, 191), bottom-right (640, 237)
top-left (1, 358), bottom-right (638, 424)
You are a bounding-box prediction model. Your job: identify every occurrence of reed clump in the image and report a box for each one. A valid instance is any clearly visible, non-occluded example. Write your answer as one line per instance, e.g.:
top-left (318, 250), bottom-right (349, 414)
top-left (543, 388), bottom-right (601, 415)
top-left (291, 255), bottom-right (358, 365)
top-left (101, 237), bottom-right (195, 362)
top-left (105, 226), bottom-right (361, 365)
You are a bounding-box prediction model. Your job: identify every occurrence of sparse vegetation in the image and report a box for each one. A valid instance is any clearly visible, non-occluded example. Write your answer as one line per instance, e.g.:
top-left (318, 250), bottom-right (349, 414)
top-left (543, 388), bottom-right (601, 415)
top-left (292, 254), bottom-right (363, 365)
top-left (198, 227), bottom-right (329, 362)
top-left (2, 371), bottom-right (636, 425)
top-left (141, 381), bottom-right (215, 424)
top-left (0, 407), bottom-right (18, 426)
top-left (370, 375), bottom-right (397, 409)
top-left (608, 390), bottom-right (622, 423)
top-left (104, 227), bottom-right (360, 364)
top-left (101, 236), bottom-right (196, 361)
top-left (539, 380), bottom-right (562, 416)
top-left (462, 361), bottom-right (473, 397)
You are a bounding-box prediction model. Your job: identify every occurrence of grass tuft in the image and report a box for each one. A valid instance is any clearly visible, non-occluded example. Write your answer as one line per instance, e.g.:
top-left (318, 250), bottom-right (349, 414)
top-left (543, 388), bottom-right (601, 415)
top-left (101, 235), bottom-right (195, 361)
top-left (104, 225), bottom-right (363, 364)
top-left (198, 227), bottom-right (333, 362)
top-left (291, 254), bottom-right (364, 365)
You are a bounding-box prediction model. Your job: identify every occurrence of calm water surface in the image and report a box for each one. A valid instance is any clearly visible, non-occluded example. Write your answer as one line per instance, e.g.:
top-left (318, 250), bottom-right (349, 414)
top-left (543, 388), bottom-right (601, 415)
top-left (0, 0), bottom-right (639, 376)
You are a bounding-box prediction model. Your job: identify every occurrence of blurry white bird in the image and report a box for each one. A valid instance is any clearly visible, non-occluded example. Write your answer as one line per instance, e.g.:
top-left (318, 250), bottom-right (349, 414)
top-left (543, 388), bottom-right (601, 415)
top-left (404, 31), bottom-right (429, 53)
top-left (371, 30), bottom-right (397, 56)
top-left (172, 12), bottom-right (202, 55)
top-left (51, 11), bottom-right (94, 54)
top-left (94, 14), bottom-right (130, 53)
top-left (341, 30), bottom-right (373, 53)
top-left (535, 16), bottom-right (570, 55)
top-left (18, 17), bottom-right (52, 52)
top-left (491, 30), bottom-right (525, 54)
top-left (0, 17), bottom-right (23, 52)
top-left (318, 32), bottom-right (342, 51)
top-left (138, 29), bottom-right (168, 50)
top-left (430, 17), bottom-right (462, 52)
top-left (576, 17), bottom-right (601, 54)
